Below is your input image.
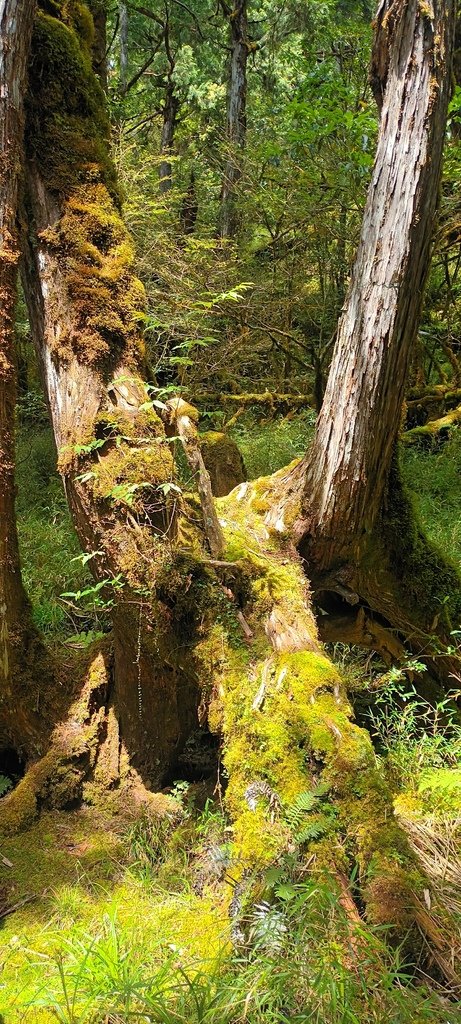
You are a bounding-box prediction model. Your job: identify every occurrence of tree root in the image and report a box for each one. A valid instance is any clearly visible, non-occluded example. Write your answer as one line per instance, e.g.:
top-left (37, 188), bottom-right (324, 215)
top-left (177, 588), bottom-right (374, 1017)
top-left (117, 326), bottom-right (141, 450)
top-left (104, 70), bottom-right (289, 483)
top-left (189, 474), bottom-right (449, 965)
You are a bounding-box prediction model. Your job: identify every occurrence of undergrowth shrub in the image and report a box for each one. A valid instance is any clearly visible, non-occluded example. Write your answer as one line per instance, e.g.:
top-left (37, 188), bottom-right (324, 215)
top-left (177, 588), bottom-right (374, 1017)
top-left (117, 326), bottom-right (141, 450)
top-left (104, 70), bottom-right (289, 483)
top-left (401, 430), bottom-right (461, 572)
top-left (20, 882), bottom-right (460, 1024)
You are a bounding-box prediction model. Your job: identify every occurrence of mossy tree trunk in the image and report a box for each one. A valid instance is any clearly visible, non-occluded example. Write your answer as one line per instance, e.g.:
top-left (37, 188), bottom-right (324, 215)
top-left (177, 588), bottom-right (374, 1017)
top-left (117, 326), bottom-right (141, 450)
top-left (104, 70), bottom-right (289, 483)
top-left (21, 0), bottom-right (202, 783)
top-left (0, 0), bottom-right (49, 756)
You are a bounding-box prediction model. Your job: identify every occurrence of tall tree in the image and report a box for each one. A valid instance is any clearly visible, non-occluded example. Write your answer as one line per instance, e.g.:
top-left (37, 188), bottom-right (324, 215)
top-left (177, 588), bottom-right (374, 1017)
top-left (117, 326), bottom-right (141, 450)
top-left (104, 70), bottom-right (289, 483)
top-left (290, 0), bottom-right (459, 663)
top-left (218, 0), bottom-right (248, 237)
top-left (0, 0), bottom-right (47, 755)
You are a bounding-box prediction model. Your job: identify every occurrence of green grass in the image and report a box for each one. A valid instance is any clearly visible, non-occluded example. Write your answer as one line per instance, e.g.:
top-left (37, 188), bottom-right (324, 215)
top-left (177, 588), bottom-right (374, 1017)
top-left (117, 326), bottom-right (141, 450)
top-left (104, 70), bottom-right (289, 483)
top-left (401, 430), bottom-right (461, 573)
top-left (231, 412), bottom-right (316, 479)
top-left (1, 805), bottom-right (457, 1024)
top-left (15, 417), bottom-right (96, 639)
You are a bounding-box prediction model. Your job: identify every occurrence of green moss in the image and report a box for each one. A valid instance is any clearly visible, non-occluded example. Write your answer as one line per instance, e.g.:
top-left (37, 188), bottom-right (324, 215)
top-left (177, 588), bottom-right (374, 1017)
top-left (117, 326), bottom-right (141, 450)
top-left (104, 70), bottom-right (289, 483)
top-left (0, 805), bottom-right (228, 1020)
top-left (199, 431), bottom-right (246, 497)
top-left (195, 476), bottom-right (427, 937)
top-left (91, 440), bottom-right (174, 506)
top-left (26, 1), bottom-right (147, 370)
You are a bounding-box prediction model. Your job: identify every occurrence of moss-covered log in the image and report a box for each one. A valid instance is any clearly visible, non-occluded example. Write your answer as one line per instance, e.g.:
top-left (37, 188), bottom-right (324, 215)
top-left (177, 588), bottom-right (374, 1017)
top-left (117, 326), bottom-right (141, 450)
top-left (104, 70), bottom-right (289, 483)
top-left (189, 472), bottom-right (452, 965)
top-left (403, 404), bottom-right (461, 445)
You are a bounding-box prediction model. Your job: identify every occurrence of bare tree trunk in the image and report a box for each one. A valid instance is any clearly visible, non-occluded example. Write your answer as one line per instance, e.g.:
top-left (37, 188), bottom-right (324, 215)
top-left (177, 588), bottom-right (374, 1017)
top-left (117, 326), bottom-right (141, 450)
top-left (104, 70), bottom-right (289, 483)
top-left (259, 0), bottom-right (461, 680)
top-left (219, 0), bottom-right (248, 238)
top-left (159, 80), bottom-right (179, 193)
top-left (119, 0), bottom-right (128, 93)
top-left (298, 0), bottom-right (455, 572)
top-left (0, 0), bottom-right (48, 755)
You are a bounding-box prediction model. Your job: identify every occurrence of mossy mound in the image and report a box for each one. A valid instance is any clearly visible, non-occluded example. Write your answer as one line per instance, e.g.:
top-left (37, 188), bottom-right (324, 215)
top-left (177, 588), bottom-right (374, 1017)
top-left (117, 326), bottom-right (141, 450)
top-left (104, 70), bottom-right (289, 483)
top-left (0, 805), bottom-right (228, 1021)
top-left (199, 430), bottom-right (246, 497)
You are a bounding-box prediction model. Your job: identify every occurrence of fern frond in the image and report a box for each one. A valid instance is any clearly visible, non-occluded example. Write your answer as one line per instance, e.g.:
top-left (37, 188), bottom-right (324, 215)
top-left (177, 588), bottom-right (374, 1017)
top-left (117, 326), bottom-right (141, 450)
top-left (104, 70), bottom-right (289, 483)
top-left (0, 774), bottom-right (13, 797)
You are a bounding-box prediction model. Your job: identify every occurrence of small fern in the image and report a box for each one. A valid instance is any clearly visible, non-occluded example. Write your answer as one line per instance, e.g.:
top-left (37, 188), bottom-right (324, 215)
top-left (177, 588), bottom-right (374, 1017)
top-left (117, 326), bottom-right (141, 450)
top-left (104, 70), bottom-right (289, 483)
top-left (285, 786), bottom-right (336, 845)
top-left (285, 790), bottom-right (317, 831)
top-left (296, 813), bottom-right (336, 844)
top-left (0, 774), bottom-right (13, 797)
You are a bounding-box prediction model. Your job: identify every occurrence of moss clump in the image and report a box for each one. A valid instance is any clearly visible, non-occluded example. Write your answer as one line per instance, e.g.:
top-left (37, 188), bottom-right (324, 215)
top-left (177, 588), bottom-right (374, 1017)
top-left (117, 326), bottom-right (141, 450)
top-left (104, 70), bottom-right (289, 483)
top-left (199, 431), bottom-right (246, 497)
top-left (91, 440), bottom-right (174, 505)
top-left (26, 1), bottom-right (147, 370)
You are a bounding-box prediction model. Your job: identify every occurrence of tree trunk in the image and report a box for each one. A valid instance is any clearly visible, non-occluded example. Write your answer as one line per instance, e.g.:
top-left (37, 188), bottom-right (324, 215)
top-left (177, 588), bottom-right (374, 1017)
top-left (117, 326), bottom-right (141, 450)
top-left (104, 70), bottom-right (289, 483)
top-left (298, 0), bottom-right (455, 571)
top-left (261, 0), bottom-right (461, 673)
top-left (119, 0), bottom-right (128, 93)
top-left (21, 0), bottom-right (201, 784)
top-left (90, 0), bottom-right (108, 92)
top-left (219, 0), bottom-right (248, 238)
top-left (159, 80), bottom-right (179, 193)
top-left (0, 0), bottom-right (49, 756)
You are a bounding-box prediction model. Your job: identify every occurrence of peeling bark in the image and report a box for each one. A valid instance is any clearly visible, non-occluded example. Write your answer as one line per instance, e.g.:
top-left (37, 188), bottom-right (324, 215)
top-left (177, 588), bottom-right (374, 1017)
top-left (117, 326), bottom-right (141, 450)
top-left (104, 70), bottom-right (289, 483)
top-left (299, 0), bottom-right (456, 569)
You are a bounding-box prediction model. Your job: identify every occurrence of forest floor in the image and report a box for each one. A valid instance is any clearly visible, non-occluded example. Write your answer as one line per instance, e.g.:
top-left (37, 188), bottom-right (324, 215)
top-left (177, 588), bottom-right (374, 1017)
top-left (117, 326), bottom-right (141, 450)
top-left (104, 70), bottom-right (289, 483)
top-left (1, 411), bottom-right (461, 1022)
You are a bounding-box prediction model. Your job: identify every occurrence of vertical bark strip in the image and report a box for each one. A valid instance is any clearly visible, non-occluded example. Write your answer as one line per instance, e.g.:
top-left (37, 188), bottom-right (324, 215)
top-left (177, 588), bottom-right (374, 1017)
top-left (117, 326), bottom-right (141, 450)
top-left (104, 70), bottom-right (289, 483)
top-left (0, 0), bottom-right (39, 748)
top-left (301, 0), bottom-right (456, 570)
top-left (90, 0), bottom-right (108, 92)
top-left (219, 0), bottom-right (248, 238)
top-left (119, 0), bottom-right (128, 92)
top-left (159, 81), bottom-right (179, 193)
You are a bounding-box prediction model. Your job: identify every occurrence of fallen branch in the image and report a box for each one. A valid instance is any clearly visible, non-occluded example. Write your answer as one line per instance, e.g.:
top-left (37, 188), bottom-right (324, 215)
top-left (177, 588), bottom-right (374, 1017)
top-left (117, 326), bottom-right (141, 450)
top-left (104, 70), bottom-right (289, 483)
top-left (403, 404), bottom-right (461, 444)
top-left (0, 893), bottom-right (36, 920)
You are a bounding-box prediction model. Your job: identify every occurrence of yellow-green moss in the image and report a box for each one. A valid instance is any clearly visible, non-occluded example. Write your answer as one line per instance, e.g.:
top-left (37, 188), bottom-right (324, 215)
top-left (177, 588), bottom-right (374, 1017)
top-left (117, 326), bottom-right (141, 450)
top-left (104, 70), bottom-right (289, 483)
top-left (91, 441), bottom-right (174, 506)
top-left (197, 475), bottom-right (427, 935)
top-left (199, 430), bottom-right (246, 497)
top-left (27, 1), bottom-right (147, 370)
top-left (0, 806), bottom-right (228, 1021)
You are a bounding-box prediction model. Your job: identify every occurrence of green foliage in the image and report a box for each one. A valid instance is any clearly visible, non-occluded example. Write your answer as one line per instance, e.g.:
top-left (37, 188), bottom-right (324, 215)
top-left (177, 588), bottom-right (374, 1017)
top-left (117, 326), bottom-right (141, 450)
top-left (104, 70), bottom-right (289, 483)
top-left (401, 431), bottom-right (461, 574)
top-left (0, 775), bottom-right (13, 798)
top-left (15, 413), bottom-right (92, 639)
top-left (232, 412), bottom-right (316, 477)
top-left (19, 879), bottom-right (458, 1024)
top-left (365, 678), bottom-right (461, 800)
top-left (285, 784), bottom-right (338, 845)
top-left (418, 767), bottom-right (461, 811)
